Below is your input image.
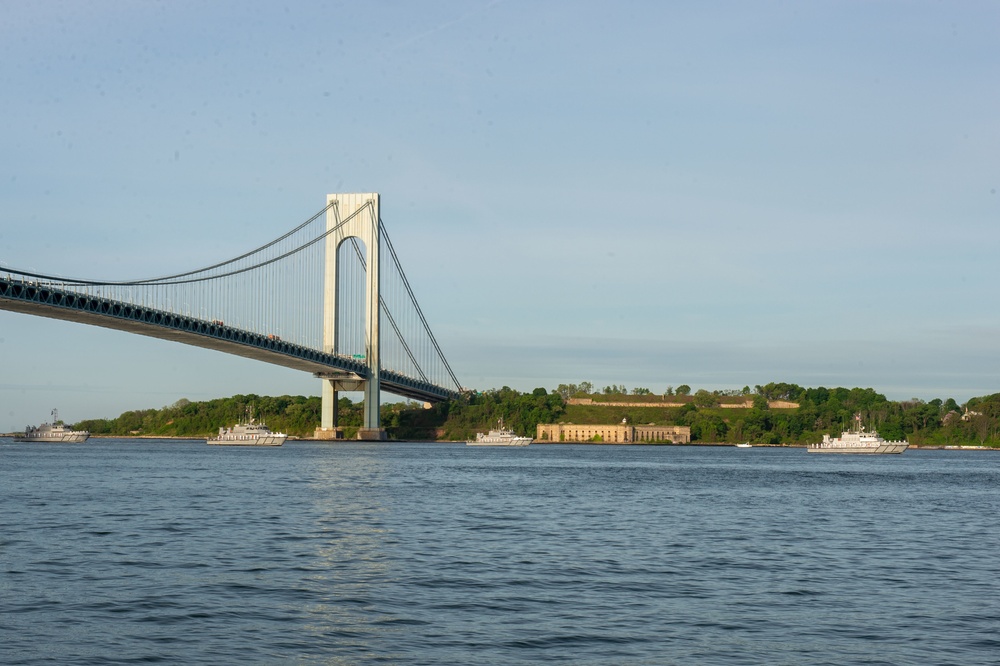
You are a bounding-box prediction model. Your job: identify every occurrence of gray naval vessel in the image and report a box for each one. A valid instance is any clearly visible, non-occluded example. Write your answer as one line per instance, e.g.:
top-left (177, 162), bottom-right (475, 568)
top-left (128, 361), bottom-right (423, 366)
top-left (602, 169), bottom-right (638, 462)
top-left (14, 409), bottom-right (90, 443)
top-left (467, 418), bottom-right (532, 446)
top-left (207, 411), bottom-right (287, 446)
top-left (808, 417), bottom-right (908, 454)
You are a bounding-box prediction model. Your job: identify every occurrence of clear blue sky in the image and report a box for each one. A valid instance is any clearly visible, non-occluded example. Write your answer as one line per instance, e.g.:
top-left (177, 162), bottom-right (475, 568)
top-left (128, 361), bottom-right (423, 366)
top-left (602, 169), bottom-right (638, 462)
top-left (1, 1), bottom-right (998, 431)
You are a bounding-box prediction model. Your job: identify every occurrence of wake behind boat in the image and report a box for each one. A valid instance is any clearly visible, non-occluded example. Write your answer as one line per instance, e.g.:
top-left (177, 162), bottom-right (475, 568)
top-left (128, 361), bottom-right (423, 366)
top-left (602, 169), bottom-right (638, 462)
top-left (467, 418), bottom-right (532, 446)
top-left (808, 415), bottom-right (907, 454)
top-left (14, 409), bottom-right (89, 443)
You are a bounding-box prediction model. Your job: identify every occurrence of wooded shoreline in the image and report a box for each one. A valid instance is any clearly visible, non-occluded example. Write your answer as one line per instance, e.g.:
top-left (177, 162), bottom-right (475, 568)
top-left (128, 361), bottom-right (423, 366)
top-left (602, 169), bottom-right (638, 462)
top-left (8, 381), bottom-right (1000, 448)
top-left (3, 434), bottom-right (995, 450)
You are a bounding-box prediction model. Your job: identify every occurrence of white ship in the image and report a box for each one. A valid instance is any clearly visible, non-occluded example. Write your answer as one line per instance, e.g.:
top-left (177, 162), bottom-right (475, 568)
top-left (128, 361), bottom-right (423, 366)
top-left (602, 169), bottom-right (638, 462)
top-left (808, 416), bottom-right (907, 454)
top-left (467, 418), bottom-right (532, 446)
top-left (208, 410), bottom-right (286, 447)
top-left (14, 409), bottom-right (90, 443)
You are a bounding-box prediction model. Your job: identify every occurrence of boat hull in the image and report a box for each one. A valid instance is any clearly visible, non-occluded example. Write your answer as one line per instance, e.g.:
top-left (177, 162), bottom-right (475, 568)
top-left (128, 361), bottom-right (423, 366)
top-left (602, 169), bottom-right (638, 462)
top-left (466, 439), bottom-right (531, 447)
top-left (13, 432), bottom-right (89, 443)
top-left (808, 442), bottom-right (908, 454)
top-left (207, 435), bottom-right (286, 446)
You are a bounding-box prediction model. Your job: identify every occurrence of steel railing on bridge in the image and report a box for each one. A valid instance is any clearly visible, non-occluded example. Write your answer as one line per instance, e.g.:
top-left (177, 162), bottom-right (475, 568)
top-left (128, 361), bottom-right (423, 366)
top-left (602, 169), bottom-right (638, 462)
top-left (0, 200), bottom-right (461, 403)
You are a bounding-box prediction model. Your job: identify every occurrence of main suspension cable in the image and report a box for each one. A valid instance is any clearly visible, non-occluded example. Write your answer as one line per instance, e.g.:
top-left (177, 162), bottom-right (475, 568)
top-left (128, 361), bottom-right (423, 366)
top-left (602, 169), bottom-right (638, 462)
top-left (0, 202), bottom-right (364, 287)
top-left (379, 217), bottom-right (461, 391)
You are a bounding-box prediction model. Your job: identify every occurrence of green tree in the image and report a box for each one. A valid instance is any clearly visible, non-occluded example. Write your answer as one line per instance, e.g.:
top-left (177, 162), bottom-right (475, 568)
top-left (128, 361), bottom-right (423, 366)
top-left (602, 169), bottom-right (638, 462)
top-left (688, 412), bottom-right (728, 442)
top-left (693, 389), bottom-right (718, 408)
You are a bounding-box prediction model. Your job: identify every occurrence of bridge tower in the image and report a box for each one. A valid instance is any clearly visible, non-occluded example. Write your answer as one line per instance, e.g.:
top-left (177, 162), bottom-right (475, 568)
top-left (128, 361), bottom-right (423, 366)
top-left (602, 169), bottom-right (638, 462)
top-left (315, 193), bottom-right (385, 441)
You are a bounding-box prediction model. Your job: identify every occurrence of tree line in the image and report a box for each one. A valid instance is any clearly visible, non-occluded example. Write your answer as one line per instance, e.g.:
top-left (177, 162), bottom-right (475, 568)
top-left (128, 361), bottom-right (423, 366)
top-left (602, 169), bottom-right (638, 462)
top-left (554, 381), bottom-right (1000, 446)
top-left (71, 382), bottom-right (1000, 446)
top-left (75, 394), bottom-right (352, 439)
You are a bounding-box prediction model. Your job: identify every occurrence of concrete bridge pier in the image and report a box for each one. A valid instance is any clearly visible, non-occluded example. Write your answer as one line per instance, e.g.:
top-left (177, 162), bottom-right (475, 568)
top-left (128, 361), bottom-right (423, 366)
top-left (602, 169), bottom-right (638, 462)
top-left (315, 376), bottom-right (387, 441)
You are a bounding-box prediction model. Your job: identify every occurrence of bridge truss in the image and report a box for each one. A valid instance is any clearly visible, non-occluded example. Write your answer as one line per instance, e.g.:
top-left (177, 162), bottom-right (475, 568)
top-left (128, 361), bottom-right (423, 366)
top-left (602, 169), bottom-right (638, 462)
top-left (0, 195), bottom-right (462, 432)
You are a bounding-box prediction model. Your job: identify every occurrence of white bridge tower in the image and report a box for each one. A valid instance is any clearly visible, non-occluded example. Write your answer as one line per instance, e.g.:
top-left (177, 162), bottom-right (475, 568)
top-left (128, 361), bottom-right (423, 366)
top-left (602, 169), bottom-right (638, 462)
top-left (314, 193), bottom-right (385, 441)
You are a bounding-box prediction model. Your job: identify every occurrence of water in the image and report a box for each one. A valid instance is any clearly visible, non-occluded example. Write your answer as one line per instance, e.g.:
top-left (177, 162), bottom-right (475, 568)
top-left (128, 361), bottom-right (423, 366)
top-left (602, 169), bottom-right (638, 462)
top-left (2, 440), bottom-right (998, 665)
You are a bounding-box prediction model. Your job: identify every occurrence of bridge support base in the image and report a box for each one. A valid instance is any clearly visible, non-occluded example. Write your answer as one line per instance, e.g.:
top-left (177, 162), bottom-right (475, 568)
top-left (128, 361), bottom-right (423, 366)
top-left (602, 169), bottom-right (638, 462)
top-left (357, 428), bottom-right (387, 441)
top-left (313, 427), bottom-right (345, 441)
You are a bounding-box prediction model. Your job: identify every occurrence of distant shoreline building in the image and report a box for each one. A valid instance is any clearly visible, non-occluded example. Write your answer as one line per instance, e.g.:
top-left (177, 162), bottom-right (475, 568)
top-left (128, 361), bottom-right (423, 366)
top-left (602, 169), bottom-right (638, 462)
top-left (537, 423), bottom-right (691, 444)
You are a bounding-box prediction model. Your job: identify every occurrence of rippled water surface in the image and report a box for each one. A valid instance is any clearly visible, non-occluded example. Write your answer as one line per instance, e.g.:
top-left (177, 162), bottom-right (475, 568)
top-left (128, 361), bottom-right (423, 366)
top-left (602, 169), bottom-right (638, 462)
top-left (2, 439), bottom-right (999, 664)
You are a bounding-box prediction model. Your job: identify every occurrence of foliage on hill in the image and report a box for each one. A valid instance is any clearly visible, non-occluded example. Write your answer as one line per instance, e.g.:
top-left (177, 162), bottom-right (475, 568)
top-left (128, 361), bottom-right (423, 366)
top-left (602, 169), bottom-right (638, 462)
top-left (74, 394), bottom-right (357, 438)
top-left (560, 382), bottom-right (999, 446)
top-left (70, 382), bottom-right (1000, 447)
top-left (432, 387), bottom-right (565, 441)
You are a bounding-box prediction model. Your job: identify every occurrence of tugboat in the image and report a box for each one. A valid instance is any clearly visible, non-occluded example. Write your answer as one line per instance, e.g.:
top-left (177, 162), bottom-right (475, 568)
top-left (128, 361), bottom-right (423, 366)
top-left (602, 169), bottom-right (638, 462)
top-left (14, 409), bottom-right (90, 443)
top-left (808, 415), bottom-right (908, 454)
top-left (208, 408), bottom-right (286, 446)
top-left (467, 418), bottom-right (532, 446)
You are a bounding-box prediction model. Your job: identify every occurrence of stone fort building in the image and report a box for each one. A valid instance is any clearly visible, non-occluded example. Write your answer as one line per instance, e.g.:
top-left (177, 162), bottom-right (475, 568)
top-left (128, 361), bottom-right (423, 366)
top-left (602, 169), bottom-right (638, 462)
top-left (536, 423), bottom-right (691, 444)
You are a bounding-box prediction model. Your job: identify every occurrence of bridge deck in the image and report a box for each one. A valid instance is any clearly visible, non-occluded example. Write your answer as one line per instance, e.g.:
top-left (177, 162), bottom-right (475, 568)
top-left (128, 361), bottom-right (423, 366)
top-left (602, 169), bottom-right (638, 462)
top-left (0, 277), bottom-right (458, 403)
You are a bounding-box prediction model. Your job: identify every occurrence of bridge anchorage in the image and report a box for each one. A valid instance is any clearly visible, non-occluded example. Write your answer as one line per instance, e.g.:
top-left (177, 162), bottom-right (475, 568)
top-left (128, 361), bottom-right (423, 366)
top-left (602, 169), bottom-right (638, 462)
top-left (0, 192), bottom-right (462, 440)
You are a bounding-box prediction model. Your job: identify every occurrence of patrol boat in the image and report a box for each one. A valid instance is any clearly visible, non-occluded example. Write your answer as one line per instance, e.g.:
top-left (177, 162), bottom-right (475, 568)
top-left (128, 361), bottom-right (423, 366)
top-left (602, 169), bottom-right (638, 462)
top-left (808, 416), bottom-right (908, 454)
top-left (14, 409), bottom-right (90, 443)
top-left (467, 418), bottom-right (532, 446)
top-left (208, 409), bottom-right (286, 446)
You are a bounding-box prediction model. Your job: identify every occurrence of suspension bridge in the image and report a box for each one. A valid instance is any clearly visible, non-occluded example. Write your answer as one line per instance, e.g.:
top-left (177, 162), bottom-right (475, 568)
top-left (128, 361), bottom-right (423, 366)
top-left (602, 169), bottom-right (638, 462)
top-left (0, 193), bottom-right (462, 440)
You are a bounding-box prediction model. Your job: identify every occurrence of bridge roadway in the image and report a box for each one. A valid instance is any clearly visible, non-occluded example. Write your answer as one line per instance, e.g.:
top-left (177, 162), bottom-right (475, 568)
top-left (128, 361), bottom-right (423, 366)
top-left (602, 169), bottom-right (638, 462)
top-left (0, 276), bottom-right (459, 404)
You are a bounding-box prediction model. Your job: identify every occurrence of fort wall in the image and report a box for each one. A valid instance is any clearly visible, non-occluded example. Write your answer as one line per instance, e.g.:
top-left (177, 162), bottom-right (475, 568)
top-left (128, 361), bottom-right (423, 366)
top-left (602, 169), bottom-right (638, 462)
top-left (567, 398), bottom-right (799, 409)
